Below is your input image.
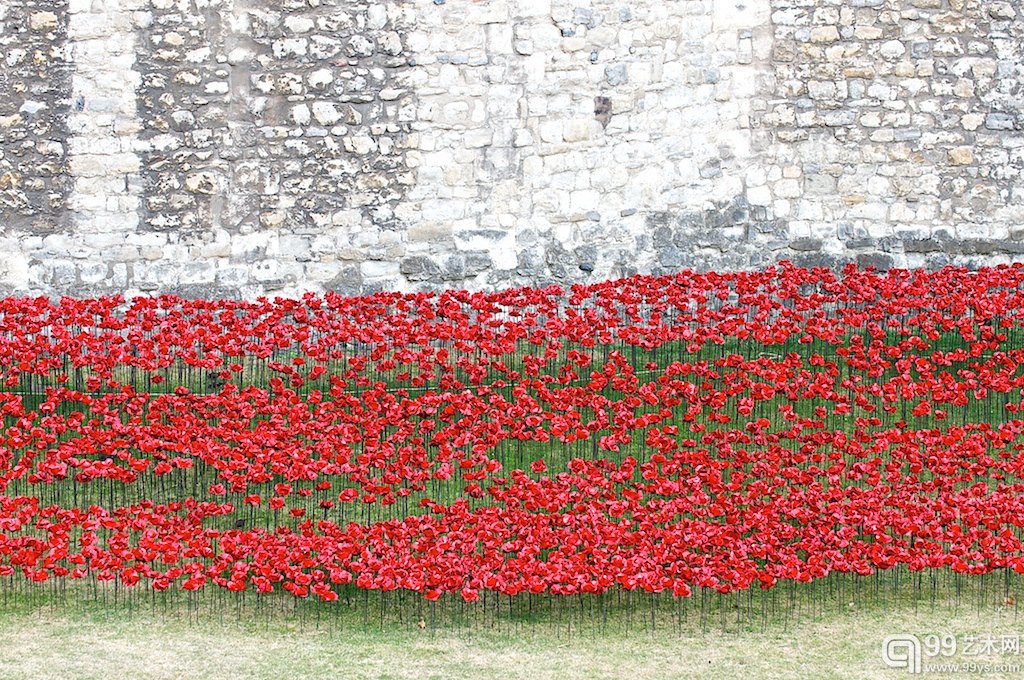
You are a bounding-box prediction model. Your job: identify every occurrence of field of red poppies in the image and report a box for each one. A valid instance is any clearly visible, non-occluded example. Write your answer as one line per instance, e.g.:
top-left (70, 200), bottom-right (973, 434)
top-left (1, 262), bottom-right (1023, 628)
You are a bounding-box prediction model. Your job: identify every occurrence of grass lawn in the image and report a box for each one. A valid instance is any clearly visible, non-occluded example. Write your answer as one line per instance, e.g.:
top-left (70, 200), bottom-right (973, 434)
top-left (0, 576), bottom-right (1021, 679)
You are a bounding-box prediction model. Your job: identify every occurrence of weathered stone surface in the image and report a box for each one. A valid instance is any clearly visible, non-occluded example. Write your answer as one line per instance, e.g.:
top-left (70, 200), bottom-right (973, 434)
top-left (128, 0), bottom-right (414, 295)
top-left (0, 0), bottom-right (1021, 298)
top-left (0, 0), bottom-right (72, 239)
top-left (400, 255), bottom-right (442, 281)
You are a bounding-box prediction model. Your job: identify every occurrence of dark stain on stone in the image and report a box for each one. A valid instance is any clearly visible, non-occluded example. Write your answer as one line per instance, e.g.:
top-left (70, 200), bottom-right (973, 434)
top-left (643, 196), bottom-right (790, 273)
top-left (594, 96), bottom-right (613, 128)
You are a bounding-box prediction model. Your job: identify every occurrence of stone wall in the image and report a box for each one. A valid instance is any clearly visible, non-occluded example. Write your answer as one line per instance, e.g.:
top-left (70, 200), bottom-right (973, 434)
top-left (0, 0), bottom-right (1021, 297)
top-left (762, 0), bottom-right (1024, 271)
top-left (0, 0), bottom-right (71, 288)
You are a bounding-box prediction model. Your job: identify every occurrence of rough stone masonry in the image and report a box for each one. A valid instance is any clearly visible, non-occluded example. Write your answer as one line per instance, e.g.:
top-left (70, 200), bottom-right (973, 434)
top-left (0, 0), bottom-right (1021, 298)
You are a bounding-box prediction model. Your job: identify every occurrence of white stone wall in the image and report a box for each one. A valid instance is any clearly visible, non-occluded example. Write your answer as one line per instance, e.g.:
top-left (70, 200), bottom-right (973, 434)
top-left (399, 0), bottom-right (774, 289)
top-left (0, 0), bottom-right (1021, 297)
top-left (60, 0), bottom-right (146, 290)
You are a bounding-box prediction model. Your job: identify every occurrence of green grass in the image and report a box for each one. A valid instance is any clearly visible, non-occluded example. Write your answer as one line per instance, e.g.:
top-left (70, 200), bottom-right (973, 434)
top-left (0, 569), bottom-right (1021, 679)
